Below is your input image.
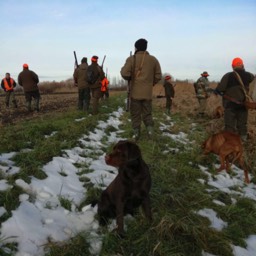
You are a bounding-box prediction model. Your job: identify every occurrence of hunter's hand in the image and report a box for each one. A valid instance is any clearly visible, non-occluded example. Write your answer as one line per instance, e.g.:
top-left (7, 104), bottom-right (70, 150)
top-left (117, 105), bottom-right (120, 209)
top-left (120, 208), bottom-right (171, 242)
top-left (74, 83), bottom-right (78, 87)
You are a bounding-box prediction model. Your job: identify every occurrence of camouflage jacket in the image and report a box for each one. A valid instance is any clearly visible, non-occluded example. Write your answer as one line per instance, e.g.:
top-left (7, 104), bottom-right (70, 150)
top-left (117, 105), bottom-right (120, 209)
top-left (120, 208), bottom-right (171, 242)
top-left (194, 76), bottom-right (210, 99)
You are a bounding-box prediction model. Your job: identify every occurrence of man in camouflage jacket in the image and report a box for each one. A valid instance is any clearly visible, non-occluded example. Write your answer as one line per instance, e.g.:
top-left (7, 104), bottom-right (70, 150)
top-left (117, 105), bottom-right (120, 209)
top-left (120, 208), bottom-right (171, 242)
top-left (194, 71), bottom-right (210, 116)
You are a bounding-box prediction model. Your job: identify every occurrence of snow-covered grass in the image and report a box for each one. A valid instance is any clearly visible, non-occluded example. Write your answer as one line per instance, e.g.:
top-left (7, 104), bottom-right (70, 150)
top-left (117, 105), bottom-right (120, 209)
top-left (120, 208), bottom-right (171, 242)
top-left (0, 95), bottom-right (256, 256)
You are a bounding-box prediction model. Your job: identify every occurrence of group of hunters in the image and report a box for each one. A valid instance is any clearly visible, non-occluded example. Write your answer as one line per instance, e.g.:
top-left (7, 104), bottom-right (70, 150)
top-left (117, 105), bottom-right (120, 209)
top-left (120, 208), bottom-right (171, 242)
top-left (1, 38), bottom-right (255, 143)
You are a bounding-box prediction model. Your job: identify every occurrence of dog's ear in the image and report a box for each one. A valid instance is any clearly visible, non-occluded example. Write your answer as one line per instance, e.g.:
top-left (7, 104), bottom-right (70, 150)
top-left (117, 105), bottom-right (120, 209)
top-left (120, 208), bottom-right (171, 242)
top-left (126, 142), bottom-right (142, 161)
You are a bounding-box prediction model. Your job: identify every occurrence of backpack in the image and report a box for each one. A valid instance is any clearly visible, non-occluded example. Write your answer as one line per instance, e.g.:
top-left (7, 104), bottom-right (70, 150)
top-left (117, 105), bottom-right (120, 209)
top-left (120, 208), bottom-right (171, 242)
top-left (87, 64), bottom-right (100, 85)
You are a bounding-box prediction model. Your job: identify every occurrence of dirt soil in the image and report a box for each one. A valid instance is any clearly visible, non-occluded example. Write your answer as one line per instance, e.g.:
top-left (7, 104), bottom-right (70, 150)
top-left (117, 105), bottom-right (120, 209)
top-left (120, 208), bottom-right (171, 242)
top-left (1, 85), bottom-right (255, 137)
top-left (152, 81), bottom-right (256, 136)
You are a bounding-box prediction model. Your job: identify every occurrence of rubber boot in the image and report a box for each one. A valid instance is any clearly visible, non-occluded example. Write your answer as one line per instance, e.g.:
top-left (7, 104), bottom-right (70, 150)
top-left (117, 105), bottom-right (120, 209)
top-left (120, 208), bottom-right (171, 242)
top-left (146, 126), bottom-right (154, 139)
top-left (34, 98), bottom-right (40, 112)
top-left (132, 128), bottom-right (140, 141)
top-left (27, 101), bottom-right (32, 112)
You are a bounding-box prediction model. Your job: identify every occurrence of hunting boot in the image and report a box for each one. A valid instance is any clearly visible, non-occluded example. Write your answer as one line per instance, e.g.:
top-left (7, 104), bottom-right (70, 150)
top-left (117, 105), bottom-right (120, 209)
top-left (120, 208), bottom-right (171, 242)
top-left (166, 108), bottom-right (170, 115)
top-left (132, 128), bottom-right (140, 141)
top-left (34, 98), bottom-right (40, 112)
top-left (146, 126), bottom-right (154, 139)
top-left (27, 101), bottom-right (32, 112)
top-left (13, 100), bottom-right (18, 108)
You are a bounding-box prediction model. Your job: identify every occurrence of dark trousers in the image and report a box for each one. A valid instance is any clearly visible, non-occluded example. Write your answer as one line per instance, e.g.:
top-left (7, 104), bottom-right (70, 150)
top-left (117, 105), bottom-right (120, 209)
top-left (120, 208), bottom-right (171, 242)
top-left (25, 90), bottom-right (40, 111)
top-left (78, 88), bottom-right (91, 111)
top-left (224, 107), bottom-right (248, 136)
top-left (165, 97), bottom-right (173, 110)
top-left (5, 91), bottom-right (17, 108)
top-left (130, 99), bottom-right (154, 130)
top-left (91, 87), bottom-right (103, 114)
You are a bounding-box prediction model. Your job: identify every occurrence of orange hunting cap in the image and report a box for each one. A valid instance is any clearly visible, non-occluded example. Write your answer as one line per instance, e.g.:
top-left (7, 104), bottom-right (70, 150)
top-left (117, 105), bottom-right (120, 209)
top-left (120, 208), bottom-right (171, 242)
top-left (165, 75), bottom-right (171, 80)
top-left (232, 57), bottom-right (243, 68)
top-left (23, 63), bottom-right (29, 68)
top-left (201, 71), bottom-right (209, 77)
top-left (91, 55), bottom-right (98, 62)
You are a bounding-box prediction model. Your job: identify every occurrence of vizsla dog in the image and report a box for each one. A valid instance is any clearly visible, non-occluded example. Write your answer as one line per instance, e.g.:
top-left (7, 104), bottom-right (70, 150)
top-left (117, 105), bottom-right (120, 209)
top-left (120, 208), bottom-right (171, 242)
top-left (202, 131), bottom-right (249, 183)
top-left (96, 140), bottom-right (152, 235)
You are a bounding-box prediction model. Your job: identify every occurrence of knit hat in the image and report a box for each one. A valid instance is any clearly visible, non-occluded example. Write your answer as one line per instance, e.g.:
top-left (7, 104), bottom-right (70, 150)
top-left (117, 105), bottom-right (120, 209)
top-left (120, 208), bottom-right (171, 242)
top-left (134, 38), bottom-right (148, 51)
top-left (165, 75), bottom-right (171, 80)
top-left (201, 71), bottom-right (209, 77)
top-left (91, 56), bottom-right (98, 62)
top-left (81, 57), bottom-right (87, 63)
top-left (23, 63), bottom-right (29, 68)
top-left (232, 57), bottom-right (243, 68)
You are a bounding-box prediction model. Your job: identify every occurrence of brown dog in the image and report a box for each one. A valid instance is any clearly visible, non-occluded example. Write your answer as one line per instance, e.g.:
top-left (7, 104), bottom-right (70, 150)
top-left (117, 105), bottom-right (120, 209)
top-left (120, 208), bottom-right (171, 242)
top-left (213, 106), bottom-right (224, 118)
top-left (202, 131), bottom-right (249, 183)
top-left (96, 140), bottom-right (152, 235)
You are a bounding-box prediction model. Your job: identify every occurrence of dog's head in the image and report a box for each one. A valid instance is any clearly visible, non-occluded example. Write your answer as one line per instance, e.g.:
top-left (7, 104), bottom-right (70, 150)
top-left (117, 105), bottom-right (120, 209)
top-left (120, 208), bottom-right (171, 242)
top-left (105, 140), bottom-right (142, 168)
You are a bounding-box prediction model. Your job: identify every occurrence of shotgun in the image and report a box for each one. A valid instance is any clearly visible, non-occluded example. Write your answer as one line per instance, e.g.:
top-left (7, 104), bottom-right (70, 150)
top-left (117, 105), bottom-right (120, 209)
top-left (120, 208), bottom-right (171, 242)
top-left (101, 55), bottom-right (106, 69)
top-left (126, 51), bottom-right (133, 112)
top-left (73, 51), bottom-right (78, 69)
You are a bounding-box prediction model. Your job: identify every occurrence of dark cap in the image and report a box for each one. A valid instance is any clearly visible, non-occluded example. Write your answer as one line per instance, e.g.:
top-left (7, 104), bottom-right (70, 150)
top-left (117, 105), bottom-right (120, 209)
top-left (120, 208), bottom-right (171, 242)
top-left (81, 57), bottom-right (87, 63)
top-left (134, 38), bottom-right (148, 51)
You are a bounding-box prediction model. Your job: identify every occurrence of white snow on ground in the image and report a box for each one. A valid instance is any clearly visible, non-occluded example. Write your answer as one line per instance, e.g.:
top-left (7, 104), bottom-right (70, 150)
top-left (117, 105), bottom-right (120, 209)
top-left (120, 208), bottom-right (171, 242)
top-left (0, 108), bottom-right (125, 256)
top-left (0, 109), bottom-right (255, 256)
top-left (197, 208), bottom-right (227, 231)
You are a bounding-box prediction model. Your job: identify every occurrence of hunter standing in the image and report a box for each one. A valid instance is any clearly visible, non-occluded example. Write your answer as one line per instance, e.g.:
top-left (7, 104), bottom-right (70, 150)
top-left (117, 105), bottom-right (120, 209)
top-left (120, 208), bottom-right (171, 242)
top-left (18, 64), bottom-right (40, 112)
top-left (1, 73), bottom-right (18, 108)
top-left (73, 57), bottom-right (90, 111)
top-left (163, 75), bottom-right (175, 115)
top-left (120, 38), bottom-right (162, 140)
top-left (87, 56), bottom-right (105, 115)
top-left (215, 57), bottom-right (254, 141)
top-left (101, 76), bottom-right (109, 100)
top-left (194, 71), bottom-right (210, 116)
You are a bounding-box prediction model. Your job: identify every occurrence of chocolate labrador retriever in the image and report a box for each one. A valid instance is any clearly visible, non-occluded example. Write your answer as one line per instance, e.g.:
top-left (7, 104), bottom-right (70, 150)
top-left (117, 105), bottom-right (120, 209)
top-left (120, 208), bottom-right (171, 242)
top-left (96, 140), bottom-right (152, 235)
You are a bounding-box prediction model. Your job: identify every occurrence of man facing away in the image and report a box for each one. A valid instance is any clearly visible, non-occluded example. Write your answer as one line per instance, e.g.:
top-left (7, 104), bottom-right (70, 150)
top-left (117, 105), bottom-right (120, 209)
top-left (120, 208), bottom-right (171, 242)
top-left (120, 38), bottom-right (162, 141)
top-left (18, 64), bottom-right (40, 112)
top-left (73, 57), bottom-right (91, 112)
top-left (87, 56), bottom-right (105, 115)
top-left (1, 72), bottom-right (18, 108)
top-left (215, 57), bottom-right (254, 141)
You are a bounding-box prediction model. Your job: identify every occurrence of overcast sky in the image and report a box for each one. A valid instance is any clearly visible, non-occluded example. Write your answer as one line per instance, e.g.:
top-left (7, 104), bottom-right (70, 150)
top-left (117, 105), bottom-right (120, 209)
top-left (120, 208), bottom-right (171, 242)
top-left (0, 0), bottom-right (255, 82)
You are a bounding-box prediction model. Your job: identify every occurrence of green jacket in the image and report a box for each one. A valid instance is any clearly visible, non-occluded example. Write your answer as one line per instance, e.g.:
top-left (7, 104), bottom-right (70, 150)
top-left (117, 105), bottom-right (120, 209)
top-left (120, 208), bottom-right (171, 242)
top-left (73, 63), bottom-right (89, 89)
top-left (87, 62), bottom-right (105, 89)
top-left (120, 51), bottom-right (162, 100)
top-left (163, 81), bottom-right (175, 97)
top-left (18, 69), bottom-right (39, 92)
top-left (194, 76), bottom-right (210, 99)
top-left (216, 68), bottom-right (254, 108)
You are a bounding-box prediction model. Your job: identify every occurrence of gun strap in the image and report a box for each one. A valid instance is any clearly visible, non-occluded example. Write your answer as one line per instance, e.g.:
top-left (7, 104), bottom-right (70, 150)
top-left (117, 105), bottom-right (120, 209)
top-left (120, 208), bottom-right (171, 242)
top-left (233, 71), bottom-right (251, 101)
top-left (135, 51), bottom-right (146, 78)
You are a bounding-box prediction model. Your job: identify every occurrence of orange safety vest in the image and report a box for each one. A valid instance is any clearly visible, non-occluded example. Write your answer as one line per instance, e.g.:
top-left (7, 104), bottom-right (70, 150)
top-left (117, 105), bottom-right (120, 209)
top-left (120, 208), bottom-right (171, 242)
top-left (3, 78), bottom-right (14, 91)
top-left (101, 77), bottom-right (109, 92)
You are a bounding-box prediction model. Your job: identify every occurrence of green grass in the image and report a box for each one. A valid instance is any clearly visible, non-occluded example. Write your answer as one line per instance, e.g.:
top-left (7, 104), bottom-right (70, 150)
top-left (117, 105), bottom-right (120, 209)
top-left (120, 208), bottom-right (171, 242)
top-left (0, 92), bottom-right (256, 256)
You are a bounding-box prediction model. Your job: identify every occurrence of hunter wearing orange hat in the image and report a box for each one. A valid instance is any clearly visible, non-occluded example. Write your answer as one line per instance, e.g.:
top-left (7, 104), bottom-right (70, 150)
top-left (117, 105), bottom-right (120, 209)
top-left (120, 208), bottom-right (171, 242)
top-left (18, 64), bottom-right (40, 112)
top-left (87, 55), bottom-right (105, 115)
top-left (215, 57), bottom-right (254, 141)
